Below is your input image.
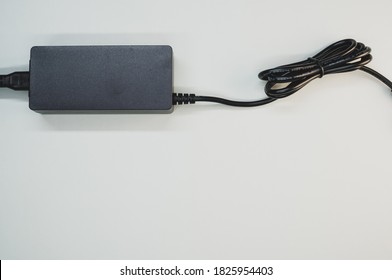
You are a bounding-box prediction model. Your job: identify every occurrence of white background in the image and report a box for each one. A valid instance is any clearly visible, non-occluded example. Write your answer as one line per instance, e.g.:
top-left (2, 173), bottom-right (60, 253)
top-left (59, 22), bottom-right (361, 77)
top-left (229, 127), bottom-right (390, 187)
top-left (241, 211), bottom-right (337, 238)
top-left (1, 0), bottom-right (392, 259)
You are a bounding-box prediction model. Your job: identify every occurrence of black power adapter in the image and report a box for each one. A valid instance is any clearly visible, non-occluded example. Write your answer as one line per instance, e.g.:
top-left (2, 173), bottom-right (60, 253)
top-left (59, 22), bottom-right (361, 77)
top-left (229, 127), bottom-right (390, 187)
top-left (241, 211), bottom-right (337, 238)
top-left (29, 45), bottom-right (173, 113)
top-left (1, 39), bottom-right (392, 113)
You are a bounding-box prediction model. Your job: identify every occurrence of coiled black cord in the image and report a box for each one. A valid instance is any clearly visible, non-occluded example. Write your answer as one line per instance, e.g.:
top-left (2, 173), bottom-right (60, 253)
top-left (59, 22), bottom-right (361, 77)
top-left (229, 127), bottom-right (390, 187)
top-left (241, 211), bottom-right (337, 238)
top-left (173, 39), bottom-right (392, 107)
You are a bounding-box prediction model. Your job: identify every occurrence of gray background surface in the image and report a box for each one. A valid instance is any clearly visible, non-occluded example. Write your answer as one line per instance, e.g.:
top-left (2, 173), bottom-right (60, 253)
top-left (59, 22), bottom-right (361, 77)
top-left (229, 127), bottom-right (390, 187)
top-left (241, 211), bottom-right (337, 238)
top-left (1, 0), bottom-right (392, 259)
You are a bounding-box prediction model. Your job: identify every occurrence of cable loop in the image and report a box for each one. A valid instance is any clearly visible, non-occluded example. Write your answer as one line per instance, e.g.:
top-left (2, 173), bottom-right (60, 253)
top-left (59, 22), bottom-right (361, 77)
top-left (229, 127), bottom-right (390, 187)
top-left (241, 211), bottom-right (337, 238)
top-left (174, 39), bottom-right (392, 107)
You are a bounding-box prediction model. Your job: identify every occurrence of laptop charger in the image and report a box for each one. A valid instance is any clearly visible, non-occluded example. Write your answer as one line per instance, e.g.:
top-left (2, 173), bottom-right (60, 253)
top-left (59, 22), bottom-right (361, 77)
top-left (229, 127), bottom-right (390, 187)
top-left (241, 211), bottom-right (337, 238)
top-left (1, 39), bottom-right (392, 113)
top-left (28, 45), bottom-right (173, 113)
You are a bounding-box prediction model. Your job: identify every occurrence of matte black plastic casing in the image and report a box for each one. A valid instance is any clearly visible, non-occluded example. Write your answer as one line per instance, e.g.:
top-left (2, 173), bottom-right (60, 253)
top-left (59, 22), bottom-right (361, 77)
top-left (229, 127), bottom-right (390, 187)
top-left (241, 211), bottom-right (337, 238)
top-left (29, 45), bottom-right (173, 113)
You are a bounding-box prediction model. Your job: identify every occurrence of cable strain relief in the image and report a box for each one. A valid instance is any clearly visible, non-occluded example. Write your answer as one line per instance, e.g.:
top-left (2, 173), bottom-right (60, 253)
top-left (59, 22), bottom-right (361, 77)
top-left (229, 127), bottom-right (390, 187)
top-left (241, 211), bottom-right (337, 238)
top-left (0, 72), bottom-right (30, 91)
top-left (172, 93), bottom-right (196, 105)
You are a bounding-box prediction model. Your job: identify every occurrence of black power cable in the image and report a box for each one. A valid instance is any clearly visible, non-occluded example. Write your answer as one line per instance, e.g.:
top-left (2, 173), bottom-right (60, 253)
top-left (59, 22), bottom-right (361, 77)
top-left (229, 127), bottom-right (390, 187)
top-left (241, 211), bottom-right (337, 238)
top-left (0, 72), bottom-right (30, 91)
top-left (173, 39), bottom-right (392, 106)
